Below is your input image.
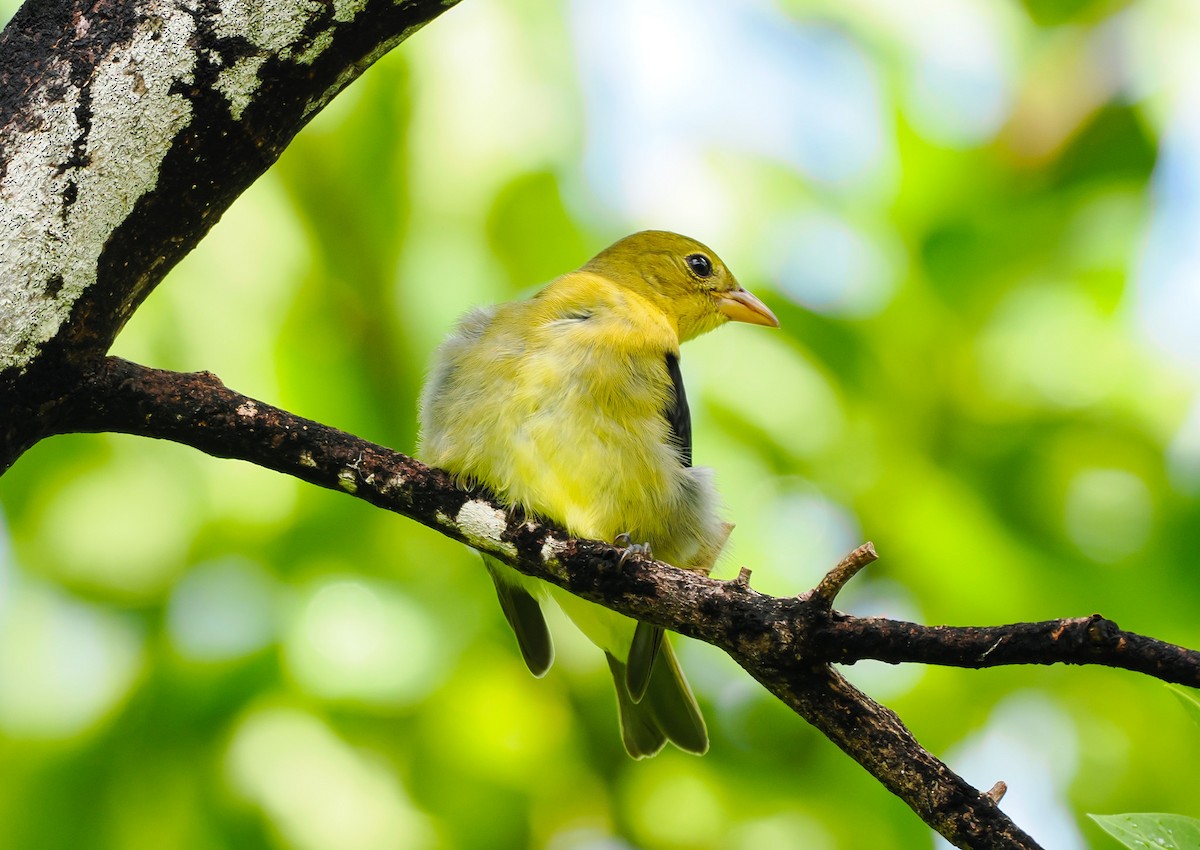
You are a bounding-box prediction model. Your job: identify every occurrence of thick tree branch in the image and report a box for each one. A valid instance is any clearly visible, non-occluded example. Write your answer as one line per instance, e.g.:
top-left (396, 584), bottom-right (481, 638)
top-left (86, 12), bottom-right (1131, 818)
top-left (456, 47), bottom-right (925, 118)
top-left (54, 356), bottom-right (1200, 850)
top-left (0, 0), bottom-right (459, 470)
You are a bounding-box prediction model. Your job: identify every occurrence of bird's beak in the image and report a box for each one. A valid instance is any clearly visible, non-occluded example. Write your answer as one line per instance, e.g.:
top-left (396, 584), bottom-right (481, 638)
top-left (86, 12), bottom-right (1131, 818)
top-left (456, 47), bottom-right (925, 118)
top-left (716, 287), bottom-right (780, 328)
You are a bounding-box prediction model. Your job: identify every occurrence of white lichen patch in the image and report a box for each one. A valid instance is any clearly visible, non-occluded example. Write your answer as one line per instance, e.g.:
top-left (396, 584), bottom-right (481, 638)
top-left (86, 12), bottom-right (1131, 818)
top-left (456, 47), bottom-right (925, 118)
top-left (214, 0), bottom-right (327, 57)
top-left (293, 28), bottom-right (336, 66)
top-left (0, 12), bottom-right (197, 372)
top-left (540, 538), bottom-right (566, 566)
top-left (210, 0), bottom-right (381, 121)
top-left (0, 89), bottom-right (80, 369)
top-left (213, 55), bottom-right (268, 121)
top-left (236, 400), bottom-right (258, 418)
top-left (337, 469), bottom-right (357, 493)
top-left (456, 500), bottom-right (516, 557)
top-left (298, 450), bottom-right (317, 468)
top-left (332, 0), bottom-right (371, 23)
top-left (209, 0), bottom-right (343, 120)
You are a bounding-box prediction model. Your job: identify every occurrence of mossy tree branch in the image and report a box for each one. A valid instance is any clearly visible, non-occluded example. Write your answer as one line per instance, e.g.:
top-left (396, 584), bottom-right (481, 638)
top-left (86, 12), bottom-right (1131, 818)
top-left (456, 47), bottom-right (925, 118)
top-left (0, 0), bottom-right (460, 468)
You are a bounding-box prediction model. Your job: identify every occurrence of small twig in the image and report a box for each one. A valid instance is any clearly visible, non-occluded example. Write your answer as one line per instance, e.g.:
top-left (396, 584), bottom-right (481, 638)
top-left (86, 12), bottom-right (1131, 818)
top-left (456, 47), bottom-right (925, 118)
top-left (985, 782), bottom-right (1008, 804)
top-left (814, 614), bottom-right (1200, 687)
top-left (810, 542), bottom-right (878, 609)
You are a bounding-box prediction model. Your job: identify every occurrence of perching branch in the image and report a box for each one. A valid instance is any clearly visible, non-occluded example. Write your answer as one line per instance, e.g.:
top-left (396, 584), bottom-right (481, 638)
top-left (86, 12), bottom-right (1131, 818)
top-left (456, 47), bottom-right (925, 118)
top-left (50, 355), bottom-right (1200, 850)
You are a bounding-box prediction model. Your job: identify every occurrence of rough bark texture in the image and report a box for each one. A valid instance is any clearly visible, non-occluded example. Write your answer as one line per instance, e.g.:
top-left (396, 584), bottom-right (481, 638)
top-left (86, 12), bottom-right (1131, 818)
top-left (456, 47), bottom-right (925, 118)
top-left (816, 614), bottom-right (1200, 684)
top-left (0, 0), bottom-right (459, 469)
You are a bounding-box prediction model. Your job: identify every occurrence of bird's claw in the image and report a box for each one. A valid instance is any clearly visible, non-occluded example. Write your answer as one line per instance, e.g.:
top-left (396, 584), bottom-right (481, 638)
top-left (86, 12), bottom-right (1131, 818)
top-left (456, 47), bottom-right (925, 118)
top-left (614, 533), bottom-right (653, 568)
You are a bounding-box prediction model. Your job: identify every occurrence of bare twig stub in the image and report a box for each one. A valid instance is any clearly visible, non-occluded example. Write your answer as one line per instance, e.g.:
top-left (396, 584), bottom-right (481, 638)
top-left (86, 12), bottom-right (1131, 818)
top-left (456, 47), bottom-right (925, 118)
top-left (809, 541), bottom-right (879, 608)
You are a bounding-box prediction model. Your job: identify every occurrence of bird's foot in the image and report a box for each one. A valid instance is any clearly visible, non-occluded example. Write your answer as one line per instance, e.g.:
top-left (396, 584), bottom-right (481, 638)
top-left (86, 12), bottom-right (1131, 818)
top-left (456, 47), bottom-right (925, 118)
top-left (614, 533), bottom-right (653, 569)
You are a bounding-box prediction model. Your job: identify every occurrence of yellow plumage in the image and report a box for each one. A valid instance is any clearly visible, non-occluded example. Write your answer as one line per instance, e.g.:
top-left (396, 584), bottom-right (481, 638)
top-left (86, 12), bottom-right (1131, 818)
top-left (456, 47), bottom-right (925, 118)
top-left (419, 231), bottom-right (778, 757)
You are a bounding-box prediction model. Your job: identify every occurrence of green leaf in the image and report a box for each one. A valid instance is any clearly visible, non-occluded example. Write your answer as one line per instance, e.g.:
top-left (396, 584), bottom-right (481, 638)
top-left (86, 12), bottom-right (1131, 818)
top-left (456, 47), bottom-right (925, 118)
top-left (1167, 684), bottom-right (1200, 728)
top-left (1089, 813), bottom-right (1200, 850)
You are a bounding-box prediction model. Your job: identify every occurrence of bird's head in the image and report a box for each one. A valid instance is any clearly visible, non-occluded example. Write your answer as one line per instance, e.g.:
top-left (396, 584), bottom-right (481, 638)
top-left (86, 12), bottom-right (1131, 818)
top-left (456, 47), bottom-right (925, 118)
top-left (583, 231), bottom-right (779, 342)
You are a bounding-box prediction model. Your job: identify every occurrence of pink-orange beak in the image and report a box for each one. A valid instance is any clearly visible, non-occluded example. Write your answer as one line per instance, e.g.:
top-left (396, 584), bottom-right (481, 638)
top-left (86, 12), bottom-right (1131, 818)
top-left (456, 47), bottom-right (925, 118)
top-left (716, 287), bottom-right (780, 328)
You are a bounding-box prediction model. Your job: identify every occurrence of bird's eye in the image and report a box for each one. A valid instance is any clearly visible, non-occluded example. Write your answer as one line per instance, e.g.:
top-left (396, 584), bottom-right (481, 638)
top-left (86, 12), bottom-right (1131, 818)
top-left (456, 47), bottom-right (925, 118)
top-left (685, 253), bottom-right (713, 278)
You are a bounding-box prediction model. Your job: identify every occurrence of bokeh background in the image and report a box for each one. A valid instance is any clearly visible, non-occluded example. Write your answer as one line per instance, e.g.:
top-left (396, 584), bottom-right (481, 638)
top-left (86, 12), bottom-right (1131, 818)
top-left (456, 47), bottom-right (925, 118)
top-left (3, 0), bottom-right (1200, 847)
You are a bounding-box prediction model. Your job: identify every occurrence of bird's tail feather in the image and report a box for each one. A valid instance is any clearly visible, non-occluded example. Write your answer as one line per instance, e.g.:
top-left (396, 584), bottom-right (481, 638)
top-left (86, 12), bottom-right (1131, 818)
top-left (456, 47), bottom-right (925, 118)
top-left (484, 555), bottom-right (554, 677)
top-left (606, 638), bottom-right (708, 758)
top-left (626, 621), bottom-right (663, 703)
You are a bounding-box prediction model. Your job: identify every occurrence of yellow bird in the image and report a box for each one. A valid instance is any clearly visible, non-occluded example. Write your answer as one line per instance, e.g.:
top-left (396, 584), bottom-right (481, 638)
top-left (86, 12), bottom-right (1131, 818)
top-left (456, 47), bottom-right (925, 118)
top-left (419, 231), bottom-right (778, 757)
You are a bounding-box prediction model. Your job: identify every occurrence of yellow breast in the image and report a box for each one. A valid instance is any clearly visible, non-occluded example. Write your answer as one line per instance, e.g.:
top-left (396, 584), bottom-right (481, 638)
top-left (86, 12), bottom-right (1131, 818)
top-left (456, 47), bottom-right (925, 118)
top-left (421, 272), bottom-right (695, 558)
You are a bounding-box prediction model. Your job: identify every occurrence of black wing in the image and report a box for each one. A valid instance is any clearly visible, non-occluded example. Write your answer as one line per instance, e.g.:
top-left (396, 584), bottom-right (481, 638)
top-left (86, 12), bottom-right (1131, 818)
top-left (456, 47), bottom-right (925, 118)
top-left (664, 352), bottom-right (692, 468)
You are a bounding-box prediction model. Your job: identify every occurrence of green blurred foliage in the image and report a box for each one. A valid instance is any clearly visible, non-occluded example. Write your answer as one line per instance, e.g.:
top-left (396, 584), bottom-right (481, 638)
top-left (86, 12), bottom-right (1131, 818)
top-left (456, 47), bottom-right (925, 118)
top-left (3, 0), bottom-right (1200, 848)
top-left (1091, 812), bottom-right (1200, 849)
